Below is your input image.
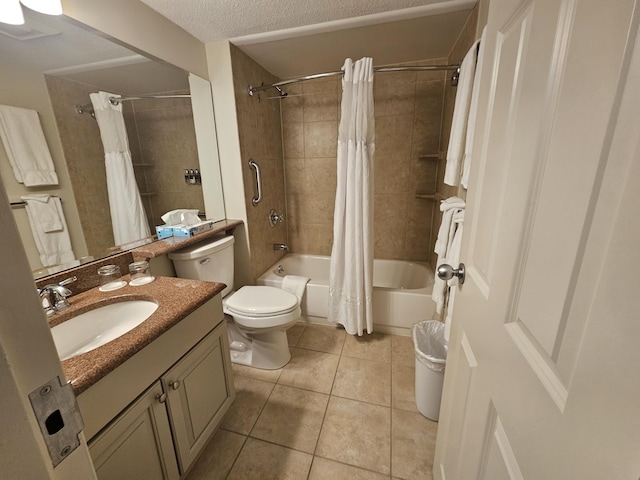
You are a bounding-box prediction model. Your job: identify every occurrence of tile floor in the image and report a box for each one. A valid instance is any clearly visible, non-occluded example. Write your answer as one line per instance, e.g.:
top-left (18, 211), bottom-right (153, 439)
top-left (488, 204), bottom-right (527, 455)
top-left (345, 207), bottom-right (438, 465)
top-left (186, 322), bottom-right (438, 480)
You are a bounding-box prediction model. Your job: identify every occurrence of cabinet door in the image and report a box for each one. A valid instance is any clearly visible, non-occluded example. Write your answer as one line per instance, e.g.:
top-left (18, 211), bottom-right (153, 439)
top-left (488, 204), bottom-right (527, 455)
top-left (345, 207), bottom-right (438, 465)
top-left (163, 323), bottom-right (231, 472)
top-left (89, 381), bottom-right (179, 480)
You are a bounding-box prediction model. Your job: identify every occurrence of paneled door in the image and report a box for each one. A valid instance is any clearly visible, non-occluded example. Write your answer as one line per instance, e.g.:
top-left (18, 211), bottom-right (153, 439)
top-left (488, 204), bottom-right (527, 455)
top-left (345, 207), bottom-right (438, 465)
top-left (434, 0), bottom-right (640, 478)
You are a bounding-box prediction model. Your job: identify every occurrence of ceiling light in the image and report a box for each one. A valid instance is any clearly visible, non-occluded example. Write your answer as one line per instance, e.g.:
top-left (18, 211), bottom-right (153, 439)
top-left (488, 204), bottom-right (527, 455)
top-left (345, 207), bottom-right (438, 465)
top-left (19, 0), bottom-right (62, 16)
top-left (0, 0), bottom-right (25, 25)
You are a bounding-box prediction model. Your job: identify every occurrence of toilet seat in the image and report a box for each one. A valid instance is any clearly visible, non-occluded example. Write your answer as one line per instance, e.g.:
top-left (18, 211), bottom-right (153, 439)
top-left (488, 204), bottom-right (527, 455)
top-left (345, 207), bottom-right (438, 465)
top-left (225, 286), bottom-right (298, 317)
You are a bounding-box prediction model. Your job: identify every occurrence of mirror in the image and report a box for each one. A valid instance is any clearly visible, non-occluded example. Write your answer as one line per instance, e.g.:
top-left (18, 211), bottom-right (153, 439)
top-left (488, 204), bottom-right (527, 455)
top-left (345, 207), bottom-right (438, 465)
top-left (0, 10), bottom-right (224, 278)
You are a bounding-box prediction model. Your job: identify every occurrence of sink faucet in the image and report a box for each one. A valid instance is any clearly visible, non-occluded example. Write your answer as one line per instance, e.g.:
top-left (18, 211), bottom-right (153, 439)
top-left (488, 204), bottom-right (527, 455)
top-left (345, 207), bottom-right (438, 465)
top-left (38, 276), bottom-right (77, 316)
top-left (273, 243), bottom-right (288, 251)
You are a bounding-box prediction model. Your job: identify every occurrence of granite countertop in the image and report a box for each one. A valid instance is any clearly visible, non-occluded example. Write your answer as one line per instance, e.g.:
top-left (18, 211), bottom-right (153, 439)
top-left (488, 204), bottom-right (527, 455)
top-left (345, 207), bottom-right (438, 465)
top-left (132, 219), bottom-right (243, 260)
top-left (51, 276), bottom-right (226, 395)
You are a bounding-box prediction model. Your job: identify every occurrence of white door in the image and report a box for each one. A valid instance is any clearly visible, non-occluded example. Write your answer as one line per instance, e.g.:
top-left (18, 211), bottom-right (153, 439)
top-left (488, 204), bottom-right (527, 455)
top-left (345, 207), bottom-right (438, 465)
top-left (434, 0), bottom-right (640, 478)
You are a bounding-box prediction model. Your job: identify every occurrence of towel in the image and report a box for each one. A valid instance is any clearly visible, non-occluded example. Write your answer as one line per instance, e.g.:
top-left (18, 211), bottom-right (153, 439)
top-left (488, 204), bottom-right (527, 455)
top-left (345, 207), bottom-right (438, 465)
top-left (432, 209), bottom-right (465, 314)
top-left (21, 195), bottom-right (75, 267)
top-left (281, 275), bottom-right (310, 303)
top-left (444, 39), bottom-right (481, 186)
top-left (434, 197), bottom-right (466, 256)
top-left (461, 27), bottom-right (487, 189)
top-left (20, 194), bottom-right (62, 233)
top-left (0, 105), bottom-right (58, 186)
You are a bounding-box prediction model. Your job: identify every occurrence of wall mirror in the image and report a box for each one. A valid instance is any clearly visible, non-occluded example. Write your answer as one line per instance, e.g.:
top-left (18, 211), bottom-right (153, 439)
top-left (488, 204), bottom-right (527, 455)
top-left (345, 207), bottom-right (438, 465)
top-left (0, 9), bottom-right (225, 279)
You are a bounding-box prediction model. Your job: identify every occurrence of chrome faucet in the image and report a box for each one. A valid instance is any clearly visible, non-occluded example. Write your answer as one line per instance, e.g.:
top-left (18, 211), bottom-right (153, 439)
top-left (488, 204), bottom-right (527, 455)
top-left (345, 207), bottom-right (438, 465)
top-left (273, 243), bottom-right (288, 251)
top-left (38, 276), bottom-right (77, 316)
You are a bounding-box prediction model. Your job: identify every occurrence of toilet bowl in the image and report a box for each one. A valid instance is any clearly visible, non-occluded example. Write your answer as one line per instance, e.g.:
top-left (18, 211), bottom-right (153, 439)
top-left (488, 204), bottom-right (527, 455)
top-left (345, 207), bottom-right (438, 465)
top-left (168, 236), bottom-right (300, 369)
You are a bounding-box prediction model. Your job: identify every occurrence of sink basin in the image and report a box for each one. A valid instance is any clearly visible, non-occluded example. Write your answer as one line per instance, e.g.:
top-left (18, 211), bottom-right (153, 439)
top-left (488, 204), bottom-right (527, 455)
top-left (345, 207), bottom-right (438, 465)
top-left (51, 300), bottom-right (159, 361)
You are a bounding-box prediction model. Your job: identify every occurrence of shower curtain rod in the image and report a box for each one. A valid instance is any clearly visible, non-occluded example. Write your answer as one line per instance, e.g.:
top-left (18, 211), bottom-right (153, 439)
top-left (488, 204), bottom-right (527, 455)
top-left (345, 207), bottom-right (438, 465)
top-left (248, 63), bottom-right (461, 97)
top-left (75, 94), bottom-right (191, 116)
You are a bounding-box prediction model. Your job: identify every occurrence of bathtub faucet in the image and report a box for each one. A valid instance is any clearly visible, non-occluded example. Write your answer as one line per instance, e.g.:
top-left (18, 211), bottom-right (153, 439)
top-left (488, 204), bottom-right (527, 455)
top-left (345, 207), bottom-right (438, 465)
top-left (273, 243), bottom-right (288, 251)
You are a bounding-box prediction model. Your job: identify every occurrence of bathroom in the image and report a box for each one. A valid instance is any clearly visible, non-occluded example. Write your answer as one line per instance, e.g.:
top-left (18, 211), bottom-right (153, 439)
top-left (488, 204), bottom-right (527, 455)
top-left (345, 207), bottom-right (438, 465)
top-left (1, 0), bottom-right (638, 479)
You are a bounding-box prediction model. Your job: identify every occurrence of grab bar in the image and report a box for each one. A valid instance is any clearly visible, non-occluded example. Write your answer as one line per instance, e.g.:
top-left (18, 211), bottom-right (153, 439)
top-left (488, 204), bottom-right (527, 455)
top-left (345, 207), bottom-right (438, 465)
top-left (249, 158), bottom-right (263, 206)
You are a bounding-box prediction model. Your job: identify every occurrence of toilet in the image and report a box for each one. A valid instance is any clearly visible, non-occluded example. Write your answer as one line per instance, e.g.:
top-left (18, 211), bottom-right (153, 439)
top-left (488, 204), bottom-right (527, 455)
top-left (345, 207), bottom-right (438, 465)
top-left (168, 235), bottom-right (300, 369)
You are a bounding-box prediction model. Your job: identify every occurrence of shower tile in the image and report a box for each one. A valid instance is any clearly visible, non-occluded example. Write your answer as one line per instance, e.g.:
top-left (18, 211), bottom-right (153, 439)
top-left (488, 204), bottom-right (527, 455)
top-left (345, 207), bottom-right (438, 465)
top-left (284, 157), bottom-right (305, 194)
top-left (251, 384), bottom-right (329, 453)
top-left (392, 363), bottom-right (418, 413)
top-left (304, 121), bottom-right (338, 158)
top-left (392, 335), bottom-right (415, 367)
top-left (316, 396), bottom-right (391, 474)
top-left (281, 84), bottom-right (303, 124)
top-left (308, 457), bottom-right (390, 480)
top-left (287, 322), bottom-right (306, 347)
top-left (297, 323), bottom-right (346, 354)
top-left (391, 409), bottom-right (438, 480)
top-left (304, 157), bottom-right (337, 193)
top-left (277, 348), bottom-right (339, 394)
top-left (405, 226), bottom-right (431, 262)
top-left (232, 362), bottom-right (283, 383)
top-left (332, 356), bottom-right (391, 407)
top-left (283, 122), bottom-right (304, 159)
top-left (306, 224), bottom-right (334, 256)
top-left (286, 219), bottom-right (308, 253)
top-left (227, 438), bottom-right (312, 480)
top-left (221, 375), bottom-right (275, 435)
top-left (374, 72), bottom-right (416, 118)
top-left (375, 154), bottom-right (411, 194)
top-left (303, 79), bottom-right (339, 122)
top-left (376, 114), bottom-right (414, 158)
top-left (342, 332), bottom-right (392, 363)
top-left (184, 429), bottom-right (246, 480)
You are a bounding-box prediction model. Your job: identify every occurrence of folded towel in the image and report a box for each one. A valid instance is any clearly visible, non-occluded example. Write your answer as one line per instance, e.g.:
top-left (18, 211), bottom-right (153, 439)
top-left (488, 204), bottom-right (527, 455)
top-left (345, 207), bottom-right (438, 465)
top-left (461, 27), bottom-right (487, 189)
top-left (0, 105), bottom-right (58, 186)
top-left (281, 275), bottom-right (310, 303)
top-left (20, 194), bottom-right (62, 233)
top-left (22, 196), bottom-right (75, 267)
top-left (444, 39), bottom-right (481, 186)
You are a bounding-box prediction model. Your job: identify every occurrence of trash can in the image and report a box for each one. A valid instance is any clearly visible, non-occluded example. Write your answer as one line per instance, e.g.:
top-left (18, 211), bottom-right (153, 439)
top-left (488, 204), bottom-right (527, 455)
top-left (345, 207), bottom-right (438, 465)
top-left (412, 320), bottom-right (447, 421)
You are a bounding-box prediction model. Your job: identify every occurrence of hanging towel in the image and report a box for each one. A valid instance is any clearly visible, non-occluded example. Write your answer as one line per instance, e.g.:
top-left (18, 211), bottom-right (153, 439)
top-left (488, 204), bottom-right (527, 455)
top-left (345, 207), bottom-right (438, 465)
top-left (20, 194), bottom-right (62, 233)
top-left (434, 196), bottom-right (466, 256)
top-left (21, 195), bottom-right (75, 267)
top-left (281, 275), bottom-right (310, 303)
top-left (444, 39), bottom-right (481, 186)
top-left (432, 208), bottom-right (465, 314)
top-left (461, 27), bottom-right (488, 189)
top-left (0, 105), bottom-right (58, 186)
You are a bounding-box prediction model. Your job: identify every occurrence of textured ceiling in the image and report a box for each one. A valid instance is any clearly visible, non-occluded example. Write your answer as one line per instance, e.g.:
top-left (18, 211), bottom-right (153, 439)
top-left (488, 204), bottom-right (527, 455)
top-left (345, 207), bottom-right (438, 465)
top-left (138, 0), bottom-right (470, 43)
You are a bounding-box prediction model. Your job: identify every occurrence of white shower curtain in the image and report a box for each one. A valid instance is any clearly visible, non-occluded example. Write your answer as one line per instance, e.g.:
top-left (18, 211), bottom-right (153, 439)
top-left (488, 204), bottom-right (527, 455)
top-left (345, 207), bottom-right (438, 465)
top-left (90, 92), bottom-right (150, 246)
top-left (328, 57), bottom-right (375, 336)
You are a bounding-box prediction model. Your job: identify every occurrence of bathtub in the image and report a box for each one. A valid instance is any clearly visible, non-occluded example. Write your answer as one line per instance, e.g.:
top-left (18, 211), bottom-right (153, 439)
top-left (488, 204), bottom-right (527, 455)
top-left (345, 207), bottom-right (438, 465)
top-left (257, 254), bottom-right (436, 335)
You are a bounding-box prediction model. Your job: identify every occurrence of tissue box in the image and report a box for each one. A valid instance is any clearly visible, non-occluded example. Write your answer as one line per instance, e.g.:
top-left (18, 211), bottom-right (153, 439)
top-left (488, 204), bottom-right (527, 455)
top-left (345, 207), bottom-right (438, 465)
top-left (172, 220), bottom-right (215, 237)
top-left (155, 225), bottom-right (175, 239)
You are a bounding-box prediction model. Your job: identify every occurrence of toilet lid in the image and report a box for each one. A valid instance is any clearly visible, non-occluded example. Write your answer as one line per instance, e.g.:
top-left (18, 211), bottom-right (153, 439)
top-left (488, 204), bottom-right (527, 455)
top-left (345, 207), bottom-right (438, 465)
top-left (225, 286), bottom-right (298, 317)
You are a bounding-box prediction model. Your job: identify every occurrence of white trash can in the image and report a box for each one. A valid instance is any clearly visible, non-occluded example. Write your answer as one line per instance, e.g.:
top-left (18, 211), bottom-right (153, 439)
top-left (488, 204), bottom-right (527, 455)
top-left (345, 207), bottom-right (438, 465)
top-left (412, 320), bottom-right (447, 421)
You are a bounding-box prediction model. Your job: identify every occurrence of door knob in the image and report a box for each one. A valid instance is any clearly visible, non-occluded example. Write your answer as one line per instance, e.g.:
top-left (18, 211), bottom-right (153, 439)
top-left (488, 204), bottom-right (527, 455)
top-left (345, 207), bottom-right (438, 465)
top-left (437, 263), bottom-right (466, 285)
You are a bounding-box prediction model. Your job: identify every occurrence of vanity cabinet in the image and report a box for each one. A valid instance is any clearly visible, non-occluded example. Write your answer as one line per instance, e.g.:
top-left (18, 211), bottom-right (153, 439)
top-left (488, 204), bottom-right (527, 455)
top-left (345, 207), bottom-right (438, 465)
top-left (79, 296), bottom-right (234, 479)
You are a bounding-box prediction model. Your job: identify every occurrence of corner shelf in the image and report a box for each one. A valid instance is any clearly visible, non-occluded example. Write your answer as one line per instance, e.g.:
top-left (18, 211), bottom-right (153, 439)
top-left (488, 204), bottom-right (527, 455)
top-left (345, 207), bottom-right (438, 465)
top-left (418, 153), bottom-right (440, 161)
top-left (415, 192), bottom-right (442, 200)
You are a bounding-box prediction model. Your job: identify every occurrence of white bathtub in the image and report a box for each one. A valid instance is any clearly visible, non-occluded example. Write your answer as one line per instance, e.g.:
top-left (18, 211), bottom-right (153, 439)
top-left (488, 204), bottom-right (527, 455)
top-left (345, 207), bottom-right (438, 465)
top-left (257, 254), bottom-right (436, 335)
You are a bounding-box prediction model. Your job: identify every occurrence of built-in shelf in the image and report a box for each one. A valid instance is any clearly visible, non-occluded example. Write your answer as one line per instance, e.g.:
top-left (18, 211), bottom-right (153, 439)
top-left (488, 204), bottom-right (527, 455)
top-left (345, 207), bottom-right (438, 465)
top-left (140, 192), bottom-right (158, 197)
top-left (416, 192), bottom-right (442, 200)
top-left (418, 154), bottom-right (440, 161)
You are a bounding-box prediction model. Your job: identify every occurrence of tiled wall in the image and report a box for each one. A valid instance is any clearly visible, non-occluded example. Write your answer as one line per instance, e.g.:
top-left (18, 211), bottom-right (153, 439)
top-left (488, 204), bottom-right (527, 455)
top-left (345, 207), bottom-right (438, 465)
top-left (430, 6), bottom-right (480, 267)
top-left (281, 62), bottom-right (448, 262)
top-left (230, 45), bottom-right (288, 281)
top-left (46, 76), bottom-right (204, 260)
top-left (46, 75), bottom-right (115, 259)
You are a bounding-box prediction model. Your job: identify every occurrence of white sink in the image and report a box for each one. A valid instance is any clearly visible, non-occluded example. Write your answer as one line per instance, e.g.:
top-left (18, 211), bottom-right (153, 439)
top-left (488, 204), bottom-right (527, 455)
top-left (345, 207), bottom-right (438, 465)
top-left (51, 300), bottom-right (159, 361)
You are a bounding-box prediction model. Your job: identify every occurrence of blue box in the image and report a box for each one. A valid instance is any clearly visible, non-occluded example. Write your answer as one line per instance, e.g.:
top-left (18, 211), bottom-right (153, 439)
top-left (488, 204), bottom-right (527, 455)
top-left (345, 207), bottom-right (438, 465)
top-left (155, 225), bottom-right (174, 239)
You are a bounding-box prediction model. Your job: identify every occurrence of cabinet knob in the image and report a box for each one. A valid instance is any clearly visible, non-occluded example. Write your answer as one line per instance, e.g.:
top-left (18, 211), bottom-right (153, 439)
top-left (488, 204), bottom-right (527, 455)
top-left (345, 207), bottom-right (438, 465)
top-left (156, 393), bottom-right (167, 403)
top-left (170, 381), bottom-right (180, 390)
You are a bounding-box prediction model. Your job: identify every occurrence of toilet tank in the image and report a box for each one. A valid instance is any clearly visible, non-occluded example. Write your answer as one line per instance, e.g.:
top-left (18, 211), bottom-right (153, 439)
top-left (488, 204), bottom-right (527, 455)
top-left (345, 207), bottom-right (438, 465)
top-left (168, 235), bottom-right (235, 297)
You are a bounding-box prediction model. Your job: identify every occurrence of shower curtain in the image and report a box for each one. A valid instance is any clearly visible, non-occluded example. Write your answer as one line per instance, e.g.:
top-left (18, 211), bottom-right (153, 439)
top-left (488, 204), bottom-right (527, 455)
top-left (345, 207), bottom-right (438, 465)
top-left (90, 92), bottom-right (151, 246)
top-left (328, 57), bottom-right (375, 336)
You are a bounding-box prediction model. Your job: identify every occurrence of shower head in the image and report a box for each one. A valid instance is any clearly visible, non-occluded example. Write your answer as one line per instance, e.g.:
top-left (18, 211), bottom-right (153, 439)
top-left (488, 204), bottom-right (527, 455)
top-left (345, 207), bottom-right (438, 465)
top-left (274, 85), bottom-right (288, 98)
